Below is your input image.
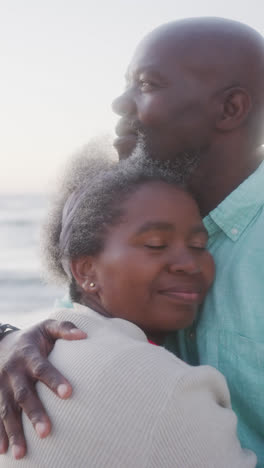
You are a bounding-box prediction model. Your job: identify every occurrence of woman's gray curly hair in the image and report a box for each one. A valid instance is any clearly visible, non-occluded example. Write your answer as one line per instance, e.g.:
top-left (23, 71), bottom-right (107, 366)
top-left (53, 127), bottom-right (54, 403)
top-left (41, 140), bottom-right (187, 297)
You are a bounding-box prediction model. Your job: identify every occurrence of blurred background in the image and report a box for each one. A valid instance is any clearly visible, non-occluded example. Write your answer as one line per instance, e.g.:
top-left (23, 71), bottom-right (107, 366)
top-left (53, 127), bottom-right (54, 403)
top-left (1, 0), bottom-right (264, 325)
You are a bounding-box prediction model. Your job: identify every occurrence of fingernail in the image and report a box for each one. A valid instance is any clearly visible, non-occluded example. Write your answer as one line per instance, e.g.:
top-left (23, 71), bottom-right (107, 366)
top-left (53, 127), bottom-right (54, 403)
top-left (35, 422), bottom-right (49, 438)
top-left (70, 328), bottom-right (86, 336)
top-left (57, 383), bottom-right (71, 398)
top-left (12, 445), bottom-right (24, 460)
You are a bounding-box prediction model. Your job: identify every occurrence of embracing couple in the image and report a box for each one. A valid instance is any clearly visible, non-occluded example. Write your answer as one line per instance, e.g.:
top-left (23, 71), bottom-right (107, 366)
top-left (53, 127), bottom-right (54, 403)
top-left (1, 16), bottom-right (264, 467)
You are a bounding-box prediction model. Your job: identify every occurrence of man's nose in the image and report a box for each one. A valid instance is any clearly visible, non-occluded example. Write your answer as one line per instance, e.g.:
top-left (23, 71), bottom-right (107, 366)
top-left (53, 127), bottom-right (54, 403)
top-left (168, 250), bottom-right (201, 275)
top-left (112, 90), bottom-right (136, 117)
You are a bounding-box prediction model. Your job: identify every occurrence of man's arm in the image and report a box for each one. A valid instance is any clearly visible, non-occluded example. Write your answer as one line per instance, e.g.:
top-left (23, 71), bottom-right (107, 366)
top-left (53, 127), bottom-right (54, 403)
top-left (0, 320), bottom-right (86, 459)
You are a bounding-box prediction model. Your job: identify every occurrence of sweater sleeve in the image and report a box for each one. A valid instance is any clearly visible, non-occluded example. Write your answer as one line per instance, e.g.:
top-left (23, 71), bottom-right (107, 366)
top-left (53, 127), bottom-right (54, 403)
top-left (147, 365), bottom-right (257, 468)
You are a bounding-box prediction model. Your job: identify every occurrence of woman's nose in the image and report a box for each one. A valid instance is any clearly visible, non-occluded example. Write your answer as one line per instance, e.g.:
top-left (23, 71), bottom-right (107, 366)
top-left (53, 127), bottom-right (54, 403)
top-left (112, 90), bottom-right (136, 117)
top-left (168, 250), bottom-right (201, 275)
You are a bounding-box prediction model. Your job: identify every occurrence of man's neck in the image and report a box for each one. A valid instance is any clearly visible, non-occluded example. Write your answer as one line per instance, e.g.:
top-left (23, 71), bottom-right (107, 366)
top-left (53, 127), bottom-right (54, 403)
top-left (188, 145), bottom-right (263, 217)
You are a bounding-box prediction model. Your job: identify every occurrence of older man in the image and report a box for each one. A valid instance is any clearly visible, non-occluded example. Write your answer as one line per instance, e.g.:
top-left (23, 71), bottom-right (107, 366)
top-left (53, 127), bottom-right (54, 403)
top-left (1, 17), bottom-right (264, 464)
top-left (112, 17), bottom-right (264, 461)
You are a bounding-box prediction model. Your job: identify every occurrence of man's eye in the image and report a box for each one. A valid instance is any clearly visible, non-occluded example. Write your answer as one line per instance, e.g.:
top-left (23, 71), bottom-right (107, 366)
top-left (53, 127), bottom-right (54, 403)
top-left (139, 80), bottom-right (155, 91)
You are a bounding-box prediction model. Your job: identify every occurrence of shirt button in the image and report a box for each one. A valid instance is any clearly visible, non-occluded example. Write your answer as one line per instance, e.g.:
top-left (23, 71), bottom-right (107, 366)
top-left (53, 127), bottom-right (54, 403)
top-left (188, 330), bottom-right (196, 340)
top-left (231, 228), bottom-right (238, 235)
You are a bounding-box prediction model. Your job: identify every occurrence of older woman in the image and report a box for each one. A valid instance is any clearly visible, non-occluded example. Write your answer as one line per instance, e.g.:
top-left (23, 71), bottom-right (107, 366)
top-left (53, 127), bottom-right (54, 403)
top-left (1, 148), bottom-right (256, 467)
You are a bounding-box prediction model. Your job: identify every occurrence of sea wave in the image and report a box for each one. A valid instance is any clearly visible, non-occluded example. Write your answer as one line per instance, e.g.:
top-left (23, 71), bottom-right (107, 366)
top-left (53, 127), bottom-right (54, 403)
top-left (1, 193), bottom-right (64, 322)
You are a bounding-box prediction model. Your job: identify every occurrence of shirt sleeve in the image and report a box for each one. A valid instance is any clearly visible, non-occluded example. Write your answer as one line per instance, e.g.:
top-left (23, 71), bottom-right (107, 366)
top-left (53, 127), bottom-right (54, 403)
top-left (147, 365), bottom-right (257, 468)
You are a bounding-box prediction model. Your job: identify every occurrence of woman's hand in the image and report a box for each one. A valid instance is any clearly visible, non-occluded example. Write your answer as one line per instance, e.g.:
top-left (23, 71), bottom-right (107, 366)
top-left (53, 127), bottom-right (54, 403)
top-left (0, 320), bottom-right (87, 459)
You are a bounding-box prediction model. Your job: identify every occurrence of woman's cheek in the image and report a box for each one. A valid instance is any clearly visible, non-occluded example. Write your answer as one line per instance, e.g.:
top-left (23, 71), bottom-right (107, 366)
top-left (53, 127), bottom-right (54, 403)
top-left (201, 253), bottom-right (215, 293)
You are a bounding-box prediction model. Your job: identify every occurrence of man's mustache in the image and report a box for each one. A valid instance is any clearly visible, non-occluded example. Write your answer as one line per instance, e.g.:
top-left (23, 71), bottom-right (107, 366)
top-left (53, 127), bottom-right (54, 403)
top-left (115, 118), bottom-right (145, 137)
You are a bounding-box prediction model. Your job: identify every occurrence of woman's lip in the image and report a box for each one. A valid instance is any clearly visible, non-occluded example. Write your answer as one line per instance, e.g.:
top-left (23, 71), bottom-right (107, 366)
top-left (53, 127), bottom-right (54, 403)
top-left (158, 290), bottom-right (201, 303)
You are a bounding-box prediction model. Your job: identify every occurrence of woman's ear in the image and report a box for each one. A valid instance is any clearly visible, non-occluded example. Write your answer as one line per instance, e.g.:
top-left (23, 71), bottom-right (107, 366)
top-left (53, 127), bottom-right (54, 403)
top-left (70, 256), bottom-right (98, 294)
top-left (216, 87), bottom-right (252, 131)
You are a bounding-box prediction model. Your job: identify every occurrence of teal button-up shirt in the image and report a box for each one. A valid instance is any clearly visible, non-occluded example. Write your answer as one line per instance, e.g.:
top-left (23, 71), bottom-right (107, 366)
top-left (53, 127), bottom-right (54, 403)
top-left (167, 160), bottom-right (264, 465)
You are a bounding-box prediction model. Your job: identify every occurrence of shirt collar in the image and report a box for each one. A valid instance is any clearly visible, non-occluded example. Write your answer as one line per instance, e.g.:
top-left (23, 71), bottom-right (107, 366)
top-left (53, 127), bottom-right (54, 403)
top-left (203, 160), bottom-right (264, 241)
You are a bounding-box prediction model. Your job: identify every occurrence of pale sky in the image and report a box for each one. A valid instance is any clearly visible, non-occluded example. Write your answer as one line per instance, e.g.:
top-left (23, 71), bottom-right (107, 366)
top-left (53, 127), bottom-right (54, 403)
top-left (1, 0), bottom-right (264, 192)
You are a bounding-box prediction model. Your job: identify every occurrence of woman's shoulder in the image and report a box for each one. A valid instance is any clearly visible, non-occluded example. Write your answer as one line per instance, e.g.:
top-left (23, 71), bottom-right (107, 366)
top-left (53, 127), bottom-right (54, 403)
top-left (50, 306), bottom-right (226, 399)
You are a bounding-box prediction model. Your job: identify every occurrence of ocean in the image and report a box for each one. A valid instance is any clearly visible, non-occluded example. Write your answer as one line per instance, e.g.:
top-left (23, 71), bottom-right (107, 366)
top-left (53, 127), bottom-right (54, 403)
top-left (0, 193), bottom-right (65, 327)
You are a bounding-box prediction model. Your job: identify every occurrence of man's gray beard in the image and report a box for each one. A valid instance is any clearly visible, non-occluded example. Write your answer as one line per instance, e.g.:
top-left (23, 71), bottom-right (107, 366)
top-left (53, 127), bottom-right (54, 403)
top-left (132, 134), bottom-right (201, 183)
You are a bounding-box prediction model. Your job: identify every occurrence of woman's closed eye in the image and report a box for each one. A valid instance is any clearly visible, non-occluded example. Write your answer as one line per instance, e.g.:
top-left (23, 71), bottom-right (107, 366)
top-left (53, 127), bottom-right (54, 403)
top-left (189, 243), bottom-right (207, 251)
top-left (144, 243), bottom-right (167, 250)
top-left (188, 232), bottom-right (208, 251)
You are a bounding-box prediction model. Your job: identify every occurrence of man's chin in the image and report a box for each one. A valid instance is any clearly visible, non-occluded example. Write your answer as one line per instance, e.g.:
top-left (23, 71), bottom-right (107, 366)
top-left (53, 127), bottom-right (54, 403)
top-left (113, 135), bottom-right (137, 160)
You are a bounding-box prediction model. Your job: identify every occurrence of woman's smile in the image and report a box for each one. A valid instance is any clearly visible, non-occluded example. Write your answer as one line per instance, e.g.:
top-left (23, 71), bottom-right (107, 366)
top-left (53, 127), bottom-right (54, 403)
top-left (157, 288), bottom-right (202, 304)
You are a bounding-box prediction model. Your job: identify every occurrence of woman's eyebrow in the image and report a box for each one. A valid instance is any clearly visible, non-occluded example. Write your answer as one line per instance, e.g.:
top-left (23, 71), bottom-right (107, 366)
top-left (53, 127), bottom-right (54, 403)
top-left (135, 222), bottom-right (208, 237)
top-left (191, 225), bottom-right (209, 238)
top-left (135, 222), bottom-right (173, 236)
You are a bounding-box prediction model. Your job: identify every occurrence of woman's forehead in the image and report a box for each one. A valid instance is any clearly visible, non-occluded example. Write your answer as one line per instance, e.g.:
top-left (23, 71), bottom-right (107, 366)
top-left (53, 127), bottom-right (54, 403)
top-left (117, 182), bottom-right (201, 226)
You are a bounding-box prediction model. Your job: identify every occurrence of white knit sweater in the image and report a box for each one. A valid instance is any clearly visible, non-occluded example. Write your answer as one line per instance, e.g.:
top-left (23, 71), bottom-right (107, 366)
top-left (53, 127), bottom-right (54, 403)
top-left (1, 304), bottom-right (256, 468)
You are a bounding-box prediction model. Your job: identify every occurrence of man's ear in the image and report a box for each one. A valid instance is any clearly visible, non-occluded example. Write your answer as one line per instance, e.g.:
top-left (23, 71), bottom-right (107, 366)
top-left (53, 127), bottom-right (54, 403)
top-left (216, 87), bottom-right (252, 131)
top-left (70, 256), bottom-right (98, 293)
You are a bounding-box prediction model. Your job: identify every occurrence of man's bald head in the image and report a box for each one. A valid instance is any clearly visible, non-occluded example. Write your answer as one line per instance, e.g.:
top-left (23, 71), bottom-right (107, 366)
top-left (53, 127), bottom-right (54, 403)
top-left (138, 17), bottom-right (264, 104)
top-left (142, 17), bottom-right (264, 62)
top-left (113, 17), bottom-right (264, 194)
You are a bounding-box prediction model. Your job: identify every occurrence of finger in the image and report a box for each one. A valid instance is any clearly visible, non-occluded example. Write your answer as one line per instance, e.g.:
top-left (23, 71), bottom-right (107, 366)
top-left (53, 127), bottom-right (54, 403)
top-left (0, 402), bottom-right (26, 459)
top-left (30, 356), bottom-right (72, 398)
top-left (0, 419), bottom-right (8, 454)
top-left (42, 320), bottom-right (87, 341)
top-left (11, 379), bottom-right (51, 439)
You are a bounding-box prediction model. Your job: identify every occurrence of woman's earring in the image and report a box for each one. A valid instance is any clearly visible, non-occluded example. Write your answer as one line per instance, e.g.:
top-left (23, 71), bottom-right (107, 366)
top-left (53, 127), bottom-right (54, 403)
top-left (82, 280), bottom-right (95, 289)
